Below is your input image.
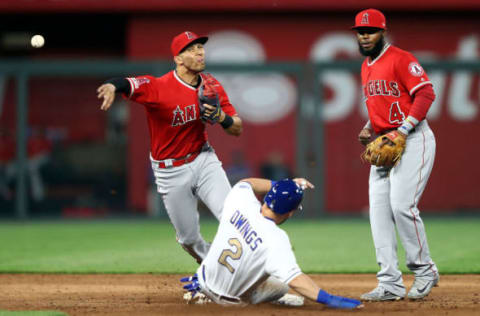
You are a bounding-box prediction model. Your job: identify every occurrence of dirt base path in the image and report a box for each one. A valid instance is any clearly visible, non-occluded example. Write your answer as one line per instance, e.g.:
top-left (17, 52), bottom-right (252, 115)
top-left (1, 274), bottom-right (479, 316)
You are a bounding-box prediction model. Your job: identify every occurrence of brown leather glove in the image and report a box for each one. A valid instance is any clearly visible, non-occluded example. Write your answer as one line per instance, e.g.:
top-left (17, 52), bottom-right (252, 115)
top-left (362, 130), bottom-right (406, 167)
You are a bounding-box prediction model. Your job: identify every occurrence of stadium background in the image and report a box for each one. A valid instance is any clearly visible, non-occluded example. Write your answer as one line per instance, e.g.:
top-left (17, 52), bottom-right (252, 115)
top-left (0, 1), bottom-right (479, 218)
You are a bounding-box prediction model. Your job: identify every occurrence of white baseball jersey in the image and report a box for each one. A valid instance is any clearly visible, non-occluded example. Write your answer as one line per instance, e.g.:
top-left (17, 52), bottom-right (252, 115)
top-left (197, 181), bottom-right (302, 300)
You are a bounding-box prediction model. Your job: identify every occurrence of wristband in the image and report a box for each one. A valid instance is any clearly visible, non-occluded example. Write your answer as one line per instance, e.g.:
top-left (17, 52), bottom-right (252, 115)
top-left (398, 116), bottom-right (419, 135)
top-left (220, 114), bottom-right (234, 129)
top-left (105, 77), bottom-right (130, 94)
top-left (398, 124), bottom-right (413, 135)
top-left (316, 289), bottom-right (331, 304)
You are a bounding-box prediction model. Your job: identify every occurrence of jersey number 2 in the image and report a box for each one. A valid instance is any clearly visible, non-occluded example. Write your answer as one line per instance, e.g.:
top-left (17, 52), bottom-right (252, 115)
top-left (218, 238), bottom-right (243, 273)
top-left (389, 101), bottom-right (405, 124)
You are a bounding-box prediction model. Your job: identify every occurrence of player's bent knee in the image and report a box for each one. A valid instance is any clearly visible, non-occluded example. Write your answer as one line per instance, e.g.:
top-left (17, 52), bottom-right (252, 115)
top-left (391, 202), bottom-right (418, 217)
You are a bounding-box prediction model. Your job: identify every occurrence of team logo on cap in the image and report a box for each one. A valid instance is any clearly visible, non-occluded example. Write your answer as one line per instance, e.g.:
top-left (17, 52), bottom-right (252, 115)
top-left (185, 31), bottom-right (194, 39)
top-left (361, 13), bottom-right (369, 24)
top-left (408, 62), bottom-right (424, 77)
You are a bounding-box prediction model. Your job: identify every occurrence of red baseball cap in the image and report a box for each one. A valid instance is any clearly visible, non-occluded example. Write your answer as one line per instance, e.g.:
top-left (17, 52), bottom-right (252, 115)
top-left (171, 31), bottom-right (208, 56)
top-left (351, 8), bottom-right (387, 30)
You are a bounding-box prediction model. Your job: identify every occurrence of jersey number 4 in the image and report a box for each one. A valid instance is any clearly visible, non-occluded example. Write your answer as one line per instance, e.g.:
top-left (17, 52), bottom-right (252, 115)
top-left (389, 101), bottom-right (406, 124)
top-left (218, 238), bottom-right (243, 274)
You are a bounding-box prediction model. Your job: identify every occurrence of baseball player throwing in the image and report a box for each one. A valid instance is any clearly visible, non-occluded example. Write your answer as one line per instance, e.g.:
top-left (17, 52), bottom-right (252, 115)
top-left (181, 178), bottom-right (363, 309)
top-left (96, 31), bottom-right (243, 263)
top-left (352, 9), bottom-right (439, 300)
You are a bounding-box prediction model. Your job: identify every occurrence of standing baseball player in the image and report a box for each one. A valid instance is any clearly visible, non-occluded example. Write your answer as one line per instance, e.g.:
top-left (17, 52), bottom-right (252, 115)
top-left (352, 9), bottom-right (439, 300)
top-left (96, 31), bottom-right (243, 263)
top-left (181, 178), bottom-right (363, 309)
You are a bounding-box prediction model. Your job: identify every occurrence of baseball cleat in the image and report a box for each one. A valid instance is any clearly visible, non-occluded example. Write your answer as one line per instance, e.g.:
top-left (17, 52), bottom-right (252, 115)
top-left (183, 292), bottom-right (212, 304)
top-left (360, 286), bottom-right (404, 301)
top-left (273, 293), bottom-right (305, 306)
top-left (407, 275), bottom-right (439, 300)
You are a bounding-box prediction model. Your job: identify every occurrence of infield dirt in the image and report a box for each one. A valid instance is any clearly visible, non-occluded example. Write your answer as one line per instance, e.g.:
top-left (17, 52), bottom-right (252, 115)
top-left (0, 274), bottom-right (479, 315)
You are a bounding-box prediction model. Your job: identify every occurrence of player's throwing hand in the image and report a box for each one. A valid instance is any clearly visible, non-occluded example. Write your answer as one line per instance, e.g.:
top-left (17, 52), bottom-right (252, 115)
top-left (97, 83), bottom-right (116, 111)
top-left (293, 178), bottom-right (314, 190)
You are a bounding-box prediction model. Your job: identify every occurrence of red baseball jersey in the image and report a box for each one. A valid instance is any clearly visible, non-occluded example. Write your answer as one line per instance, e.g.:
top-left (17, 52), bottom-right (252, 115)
top-left (361, 44), bottom-right (432, 133)
top-left (125, 71), bottom-right (237, 160)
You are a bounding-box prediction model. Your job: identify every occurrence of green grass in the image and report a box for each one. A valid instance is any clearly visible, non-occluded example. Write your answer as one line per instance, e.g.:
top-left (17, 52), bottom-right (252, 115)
top-left (0, 218), bottom-right (479, 274)
top-left (286, 218), bottom-right (480, 274)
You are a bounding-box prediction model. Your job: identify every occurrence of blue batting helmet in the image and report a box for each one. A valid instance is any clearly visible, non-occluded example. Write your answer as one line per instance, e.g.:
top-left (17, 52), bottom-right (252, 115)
top-left (264, 179), bottom-right (304, 214)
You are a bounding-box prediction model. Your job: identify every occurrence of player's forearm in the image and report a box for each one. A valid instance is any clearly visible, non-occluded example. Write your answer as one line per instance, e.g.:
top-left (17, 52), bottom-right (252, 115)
top-left (289, 273), bottom-right (362, 309)
top-left (409, 84), bottom-right (435, 119)
top-left (239, 178), bottom-right (272, 195)
top-left (105, 77), bottom-right (131, 95)
top-left (288, 273), bottom-right (321, 302)
top-left (398, 84), bottom-right (435, 135)
top-left (221, 115), bottom-right (242, 136)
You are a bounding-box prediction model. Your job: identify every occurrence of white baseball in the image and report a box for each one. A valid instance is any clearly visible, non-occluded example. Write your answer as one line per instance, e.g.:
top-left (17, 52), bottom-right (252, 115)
top-left (31, 35), bottom-right (45, 48)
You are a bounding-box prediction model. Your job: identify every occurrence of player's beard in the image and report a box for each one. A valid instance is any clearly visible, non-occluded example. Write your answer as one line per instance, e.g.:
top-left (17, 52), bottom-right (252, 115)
top-left (358, 36), bottom-right (385, 58)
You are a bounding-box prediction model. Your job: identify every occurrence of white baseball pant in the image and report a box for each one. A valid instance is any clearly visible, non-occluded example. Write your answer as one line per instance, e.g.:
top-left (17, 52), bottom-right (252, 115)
top-left (151, 146), bottom-right (231, 263)
top-left (199, 273), bottom-right (288, 305)
top-left (368, 120), bottom-right (439, 296)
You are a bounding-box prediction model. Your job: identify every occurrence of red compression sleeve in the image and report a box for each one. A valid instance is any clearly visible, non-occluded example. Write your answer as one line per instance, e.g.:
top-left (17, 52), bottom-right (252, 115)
top-left (409, 84), bottom-right (435, 121)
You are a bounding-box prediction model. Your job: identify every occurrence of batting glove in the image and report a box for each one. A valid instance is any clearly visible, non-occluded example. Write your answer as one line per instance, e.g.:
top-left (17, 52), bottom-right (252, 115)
top-left (180, 274), bottom-right (201, 297)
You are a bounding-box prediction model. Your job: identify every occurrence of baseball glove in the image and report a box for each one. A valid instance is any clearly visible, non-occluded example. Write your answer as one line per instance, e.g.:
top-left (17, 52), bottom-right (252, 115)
top-left (362, 130), bottom-right (406, 167)
top-left (198, 73), bottom-right (221, 124)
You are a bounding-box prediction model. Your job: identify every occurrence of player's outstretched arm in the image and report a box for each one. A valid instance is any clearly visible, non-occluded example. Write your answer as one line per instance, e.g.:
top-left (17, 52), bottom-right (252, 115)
top-left (239, 178), bottom-right (273, 195)
top-left (97, 78), bottom-right (132, 111)
top-left (289, 274), bottom-right (363, 309)
top-left (240, 177), bottom-right (314, 195)
top-left (97, 83), bottom-right (116, 111)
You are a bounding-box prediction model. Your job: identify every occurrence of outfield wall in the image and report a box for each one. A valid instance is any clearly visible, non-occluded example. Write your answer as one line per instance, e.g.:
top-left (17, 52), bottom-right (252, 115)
top-left (126, 13), bottom-right (480, 212)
